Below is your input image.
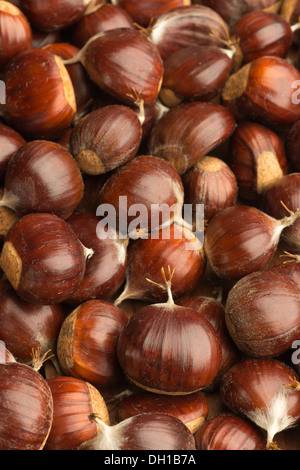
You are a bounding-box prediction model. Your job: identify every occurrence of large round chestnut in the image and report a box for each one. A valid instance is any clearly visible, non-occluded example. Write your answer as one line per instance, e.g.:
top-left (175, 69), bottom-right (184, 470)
top-left (70, 105), bottom-right (143, 175)
top-left (0, 280), bottom-right (65, 364)
top-left (57, 299), bottom-right (128, 387)
top-left (45, 376), bottom-right (110, 450)
top-left (66, 212), bottom-right (127, 304)
top-left (115, 223), bottom-right (205, 304)
top-left (97, 155), bottom-right (184, 236)
top-left (220, 358), bottom-right (300, 447)
top-left (0, 212), bottom-right (88, 304)
top-left (0, 140), bottom-right (84, 219)
top-left (68, 27), bottom-right (164, 106)
top-left (0, 1), bottom-right (32, 71)
top-left (0, 361), bottom-right (53, 450)
top-left (1, 48), bottom-right (76, 140)
top-left (148, 101), bottom-right (236, 175)
top-left (225, 268), bottom-right (300, 358)
top-left (117, 276), bottom-right (221, 394)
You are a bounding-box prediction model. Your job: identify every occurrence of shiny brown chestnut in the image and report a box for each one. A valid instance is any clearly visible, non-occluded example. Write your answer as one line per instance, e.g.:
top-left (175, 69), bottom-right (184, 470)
top-left (21, 0), bottom-right (91, 31)
top-left (97, 155), bottom-right (184, 235)
top-left (159, 45), bottom-right (232, 107)
top-left (260, 173), bottom-right (300, 250)
top-left (114, 224), bottom-right (205, 305)
top-left (220, 358), bottom-right (300, 448)
top-left (70, 104), bottom-right (143, 175)
top-left (0, 140), bottom-right (84, 219)
top-left (64, 28), bottom-right (164, 106)
top-left (178, 295), bottom-right (239, 382)
top-left (0, 361), bottom-right (53, 450)
top-left (1, 48), bottom-right (76, 140)
top-left (225, 267), bottom-right (300, 358)
top-left (0, 187), bottom-right (19, 239)
top-left (66, 212), bottom-right (127, 303)
top-left (230, 11), bottom-right (294, 70)
top-left (0, 1), bottom-right (32, 71)
top-left (229, 121), bottom-right (289, 201)
top-left (200, 0), bottom-right (281, 28)
top-left (148, 101), bottom-right (236, 175)
top-left (111, 0), bottom-right (191, 27)
top-left (0, 122), bottom-right (26, 176)
top-left (204, 205), bottom-right (300, 280)
top-left (116, 269), bottom-right (221, 394)
top-left (45, 376), bottom-right (110, 451)
top-left (149, 5), bottom-right (231, 61)
top-left (182, 156), bottom-right (238, 221)
top-left (43, 42), bottom-right (96, 120)
top-left (222, 56), bottom-right (300, 129)
top-left (117, 390), bottom-right (208, 434)
top-left (0, 280), bottom-right (65, 364)
top-left (57, 299), bottom-right (128, 387)
top-left (0, 212), bottom-right (89, 304)
top-left (70, 3), bottom-right (135, 48)
top-left (81, 412), bottom-right (196, 450)
top-left (195, 413), bottom-right (267, 450)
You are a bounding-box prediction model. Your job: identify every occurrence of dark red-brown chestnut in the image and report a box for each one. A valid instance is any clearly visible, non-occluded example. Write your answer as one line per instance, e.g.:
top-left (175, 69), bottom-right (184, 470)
top-left (0, 122), bottom-right (26, 176)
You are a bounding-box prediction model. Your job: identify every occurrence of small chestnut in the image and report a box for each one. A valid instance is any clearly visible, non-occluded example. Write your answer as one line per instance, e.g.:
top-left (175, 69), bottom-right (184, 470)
top-left (0, 122), bottom-right (26, 176)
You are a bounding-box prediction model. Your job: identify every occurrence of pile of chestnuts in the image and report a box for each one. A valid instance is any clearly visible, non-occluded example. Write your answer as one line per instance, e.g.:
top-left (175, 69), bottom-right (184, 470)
top-left (2, 0), bottom-right (300, 452)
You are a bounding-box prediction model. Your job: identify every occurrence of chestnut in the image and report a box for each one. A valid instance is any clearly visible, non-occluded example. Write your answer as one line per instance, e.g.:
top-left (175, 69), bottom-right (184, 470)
top-left (285, 119), bottom-right (300, 172)
top-left (1, 48), bottom-right (76, 140)
top-left (81, 412), bottom-right (196, 450)
top-left (117, 268), bottom-right (221, 395)
top-left (0, 361), bottom-right (53, 450)
top-left (65, 28), bottom-right (164, 106)
top-left (70, 3), bottom-right (135, 48)
top-left (0, 122), bottom-right (26, 176)
top-left (148, 101), bottom-right (236, 175)
top-left (195, 413), bottom-right (267, 450)
top-left (117, 390), bottom-right (208, 434)
top-left (204, 205), bottom-right (300, 280)
top-left (222, 56), bottom-right (300, 129)
top-left (260, 173), bottom-right (300, 250)
top-left (45, 376), bottom-right (110, 450)
top-left (111, 0), bottom-right (191, 27)
top-left (66, 212), bottom-right (127, 303)
top-left (0, 280), bottom-right (65, 365)
top-left (115, 224), bottom-right (205, 305)
top-left (70, 104), bottom-right (143, 175)
top-left (0, 1), bottom-right (32, 72)
top-left (149, 5), bottom-right (231, 61)
top-left (220, 358), bottom-right (300, 448)
top-left (182, 156), bottom-right (238, 221)
top-left (57, 299), bottom-right (128, 387)
top-left (0, 212), bottom-right (89, 304)
top-left (159, 45), bottom-right (232, 107)
top-left (225, 267), bottom-right (300, 358)
top-left (21, 0), bottom-right (91, 31)
top-left (230, 11), bottom-right (294, 70)
top-left (97, 155), bottom-right (184, 235)
top-left (0, 140), bottom-right (84, 219)
top-left (229, 121), bottom-right (289, 201)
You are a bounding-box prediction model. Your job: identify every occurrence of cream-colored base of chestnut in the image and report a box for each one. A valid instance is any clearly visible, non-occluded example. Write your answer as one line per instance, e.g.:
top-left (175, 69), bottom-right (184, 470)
top-left (0, 241), bottom-right (21, 290)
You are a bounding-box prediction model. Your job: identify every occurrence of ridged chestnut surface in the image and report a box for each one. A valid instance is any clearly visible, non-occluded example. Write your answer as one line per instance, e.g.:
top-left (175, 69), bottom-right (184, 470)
top-left (70, 105), bottom-right (143, 175)
top-left (0, 213), bottom-right (88, 304)
top-left (225, 268), bottom-right (300, 357)
top-left (45, 376), bottom-right (110, 450)
top-left (0, 361), bottom-right (53, 450)
top-left (1, 48), bottom-right (76, 140)
top-left (117, 279), bottom-right (221, 394)
top-left (0, 140), bottom-right (84, 219)
top-left (229, 121), bottom-right (289, 201)
top-left (220, 358), bottom-right (300, 447)
top-left (81, 413), bottom-right (196, 450)
top-left (57, 299), bottom-right (128, 387)
top-left (195, 413), bottom-right (267, 450)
